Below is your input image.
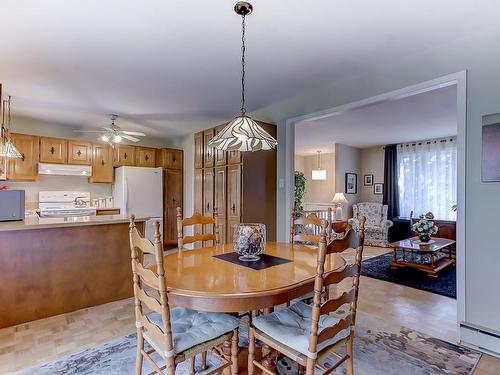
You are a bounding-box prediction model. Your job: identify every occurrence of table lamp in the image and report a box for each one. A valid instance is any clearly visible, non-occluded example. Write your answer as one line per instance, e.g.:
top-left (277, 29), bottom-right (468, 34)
top-left (332, 192), bottom-right (348, 220)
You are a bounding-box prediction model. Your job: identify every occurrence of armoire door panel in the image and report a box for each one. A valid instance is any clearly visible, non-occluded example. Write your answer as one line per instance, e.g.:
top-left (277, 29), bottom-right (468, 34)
top-left (227, 164), bottom-right (241, 222)
top-left (214, 124), bottom-right (227, 166)
top-left (215, 166), bottom-right (227, 244)
top-left (202, 168), bottom-right (214, 247)
top-left (194, 132), bottom-right (204, 169)
top-left (203, 130), bottom-right (214, 168)
top-left (165, 169), bottom-right (182, 208)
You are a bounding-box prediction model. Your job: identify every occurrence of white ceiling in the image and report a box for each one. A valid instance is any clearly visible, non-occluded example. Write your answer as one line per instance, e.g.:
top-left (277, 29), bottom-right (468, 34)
top-left (0, 1), bottom-right (495, 139)
top-left (295, 84), bottom-right (457, 155)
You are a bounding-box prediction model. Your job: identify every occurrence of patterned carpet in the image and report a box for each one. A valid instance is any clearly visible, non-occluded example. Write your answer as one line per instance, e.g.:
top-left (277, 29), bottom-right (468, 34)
top-left (13, 311), bottom-right (479, 375)
top-left (361, 253), bottom-right (456, 298)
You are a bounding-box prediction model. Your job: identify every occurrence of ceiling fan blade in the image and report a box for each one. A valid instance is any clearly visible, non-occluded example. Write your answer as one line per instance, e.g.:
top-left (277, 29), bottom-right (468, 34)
top-left (121, 134), bottom-right (140, 142)
top-left (121, 130), bottom-right (146, 136)
top-left (73, 130), bottom-right (105, 133)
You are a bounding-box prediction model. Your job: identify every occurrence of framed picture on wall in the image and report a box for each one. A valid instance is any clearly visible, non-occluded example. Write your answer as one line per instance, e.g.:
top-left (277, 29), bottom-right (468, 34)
top-left (364, 174), bottom-right (373, 186)
top-left (482, 122), bottom-right (500, 182)
top-left (345, 173), bottom-right (357, 194)
top-left (374, 183), bottom-right (384, 195)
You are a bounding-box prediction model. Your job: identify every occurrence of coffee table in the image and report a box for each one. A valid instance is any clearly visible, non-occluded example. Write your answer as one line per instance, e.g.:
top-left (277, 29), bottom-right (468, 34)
top-left (389, 237), bottom-right (456, 277)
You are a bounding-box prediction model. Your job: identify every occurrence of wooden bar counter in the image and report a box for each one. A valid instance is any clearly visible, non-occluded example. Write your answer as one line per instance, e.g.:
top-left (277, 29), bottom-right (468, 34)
top-left (0, 215), bottom-right (145, 328)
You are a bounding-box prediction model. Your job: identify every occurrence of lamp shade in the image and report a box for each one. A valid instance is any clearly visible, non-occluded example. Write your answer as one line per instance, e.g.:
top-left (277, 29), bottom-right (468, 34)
top-left (0, 138), bottom-right (23, 159)
top-left (207, 116), bottom-right (277, 152)
top-left (332, 192), bottom-right (348, 205)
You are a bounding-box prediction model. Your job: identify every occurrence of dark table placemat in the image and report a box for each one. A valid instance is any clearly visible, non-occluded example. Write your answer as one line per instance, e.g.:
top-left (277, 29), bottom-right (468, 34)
top-left (213, 252), bottom-right (292, 270)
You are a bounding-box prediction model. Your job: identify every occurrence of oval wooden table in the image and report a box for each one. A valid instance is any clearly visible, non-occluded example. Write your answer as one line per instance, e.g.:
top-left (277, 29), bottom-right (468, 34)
top-left (162, 242), bottom-right (346, 313)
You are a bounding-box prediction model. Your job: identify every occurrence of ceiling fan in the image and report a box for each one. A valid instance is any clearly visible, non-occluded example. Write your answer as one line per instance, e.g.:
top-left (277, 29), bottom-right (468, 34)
top-left (74, 114), bottom-right (146, 143)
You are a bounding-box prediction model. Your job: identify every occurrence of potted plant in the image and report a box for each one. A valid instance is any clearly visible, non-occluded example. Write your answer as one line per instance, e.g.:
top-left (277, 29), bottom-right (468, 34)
top-left (294, 171), bottom-right (306, 210)
top-left (412, 218), bottom-right (438, 243)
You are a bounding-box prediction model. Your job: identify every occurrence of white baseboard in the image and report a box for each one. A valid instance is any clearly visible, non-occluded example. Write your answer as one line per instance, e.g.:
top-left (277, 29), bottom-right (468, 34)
top-left (460, 323), bottom-right (500, 358)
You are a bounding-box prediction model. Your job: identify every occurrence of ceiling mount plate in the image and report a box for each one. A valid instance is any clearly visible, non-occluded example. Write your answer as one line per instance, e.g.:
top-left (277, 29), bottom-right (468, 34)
top-left (234, 1), bottom-right (253, 16)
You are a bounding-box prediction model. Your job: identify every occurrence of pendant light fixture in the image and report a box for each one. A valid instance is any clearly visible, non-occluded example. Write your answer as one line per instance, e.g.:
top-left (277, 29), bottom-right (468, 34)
top-left (311, 151), bottom-right (327, 180)
top-left (0, 96), bottom-right (23, 159)
top-left (207, 2), bottom-right (277, 152)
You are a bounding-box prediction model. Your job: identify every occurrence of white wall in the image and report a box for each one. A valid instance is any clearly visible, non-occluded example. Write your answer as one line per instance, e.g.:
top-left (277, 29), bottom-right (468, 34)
top-left (295, 153), bottom-right (335, 206)
top-left (334, 144), bottom-right (361, 218)
top-left (360, 146), bottom-right (385, 203)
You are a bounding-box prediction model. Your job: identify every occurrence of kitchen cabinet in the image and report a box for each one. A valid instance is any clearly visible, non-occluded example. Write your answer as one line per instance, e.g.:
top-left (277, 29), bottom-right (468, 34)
top-left (156, 148), bottom-right (183, 170)
top-left (113, 144), bottom-right (136, 167)
top-left (214, 125), bottom-right (226, 166)
top-left (215, 166), bottom-right (227, 243)
top-left (40, 137), bottom-right (67, 164)
top-left (194, 131), bottom-right (204, 169)
top-left (135, 147), bottom-right (156, 167)
top-left (7, 133), bottom-right (39, 181)
top-left (202, 168), bottom-right (214, 246)
top-left (203, 129), bottom-right (214, 168)
top-left (164, 169), bottom-right (183, 247)
top-left (67, 140), bottom-right (92, 165)
top-left (89, 143), bottom-right (113, 183)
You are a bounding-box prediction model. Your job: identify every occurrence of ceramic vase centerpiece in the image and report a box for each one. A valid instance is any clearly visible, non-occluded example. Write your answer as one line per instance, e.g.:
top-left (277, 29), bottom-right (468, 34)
top-left (233, 223), bottom-right (266, 261)
top-left (412, 218), bottom-right (438, 243)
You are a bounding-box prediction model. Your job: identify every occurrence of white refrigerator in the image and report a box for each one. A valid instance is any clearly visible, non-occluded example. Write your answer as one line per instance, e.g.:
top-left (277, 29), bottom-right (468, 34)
top-left (113, 166), bottom-right (163, 242)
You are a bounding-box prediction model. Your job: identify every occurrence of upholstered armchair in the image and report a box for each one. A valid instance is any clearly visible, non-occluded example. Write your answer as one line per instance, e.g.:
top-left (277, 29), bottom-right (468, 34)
top-left (349, 202), bottom-right (393, 247)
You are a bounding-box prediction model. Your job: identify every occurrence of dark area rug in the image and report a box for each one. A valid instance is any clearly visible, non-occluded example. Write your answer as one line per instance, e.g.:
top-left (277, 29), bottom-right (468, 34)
top-left (361, 253), bottom-right (456, 298)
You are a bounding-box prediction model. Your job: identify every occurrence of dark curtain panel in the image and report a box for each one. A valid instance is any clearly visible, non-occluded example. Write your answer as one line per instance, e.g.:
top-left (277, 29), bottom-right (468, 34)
top-left (383, 144), bottom-right (399, 219)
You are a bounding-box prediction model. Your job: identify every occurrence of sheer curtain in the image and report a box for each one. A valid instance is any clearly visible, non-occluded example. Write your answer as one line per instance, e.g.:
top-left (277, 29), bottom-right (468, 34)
top-left (397, 137), bottom-right (457, 220)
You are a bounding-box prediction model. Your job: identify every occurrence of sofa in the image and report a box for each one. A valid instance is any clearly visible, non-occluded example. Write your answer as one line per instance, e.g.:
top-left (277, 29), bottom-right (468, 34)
top-left (348, 202), bottom-right (393, 247)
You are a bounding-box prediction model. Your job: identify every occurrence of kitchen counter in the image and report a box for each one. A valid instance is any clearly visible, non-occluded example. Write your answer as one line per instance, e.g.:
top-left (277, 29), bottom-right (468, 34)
top-left (0, 212), bottom-right (148, 231)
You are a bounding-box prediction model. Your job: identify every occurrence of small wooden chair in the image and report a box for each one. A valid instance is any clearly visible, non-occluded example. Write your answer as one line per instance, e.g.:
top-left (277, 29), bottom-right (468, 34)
top-left (290, 209), bottom-right (331, 245)
top-left (129, 216), bottom-right (239, 375)
top-left (248, 216), bottom-right (366, 375)
top-left (177, 207), bottom-right (219, 250)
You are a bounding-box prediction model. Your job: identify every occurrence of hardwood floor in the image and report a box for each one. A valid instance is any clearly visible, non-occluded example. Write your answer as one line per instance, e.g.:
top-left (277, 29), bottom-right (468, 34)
top-left (0, 246), bottom-right (498, 374)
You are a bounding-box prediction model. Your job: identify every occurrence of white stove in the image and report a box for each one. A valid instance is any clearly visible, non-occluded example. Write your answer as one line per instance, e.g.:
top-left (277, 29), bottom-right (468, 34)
top-left (38, 191), bottom-right (96, 218)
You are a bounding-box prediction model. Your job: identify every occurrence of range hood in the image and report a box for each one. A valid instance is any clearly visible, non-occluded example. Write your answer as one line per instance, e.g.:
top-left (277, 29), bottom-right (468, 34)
top-left (38, 163), bottom-right (92, 176)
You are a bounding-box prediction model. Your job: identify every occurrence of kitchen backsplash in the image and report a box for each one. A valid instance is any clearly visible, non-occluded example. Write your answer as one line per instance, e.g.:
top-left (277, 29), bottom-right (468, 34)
top-left (0, 175), bottom-right (112, 206)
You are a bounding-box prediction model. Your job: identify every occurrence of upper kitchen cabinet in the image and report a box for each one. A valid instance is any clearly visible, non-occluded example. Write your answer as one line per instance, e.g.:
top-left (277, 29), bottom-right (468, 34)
top-left (203, 129), bottom-right (214, 168)
top-left (214, 124), bottom-right (227, 166)
top-left (194, 131), bottom-right (203, 169)
top-left (135, 147), bottom-right (156, 168)
top-left (156, 148), bottom-right (183, 170)
top-left (89, 143), bottom-right (113, 183)
top-left (39, 137), bottom-right (67, 164)
top-left (7, 133), bottom-right (40, 181)
top-left (113, 144), bottom-right (136, 167)
top-left (67, 140), bottom-right (92, 165)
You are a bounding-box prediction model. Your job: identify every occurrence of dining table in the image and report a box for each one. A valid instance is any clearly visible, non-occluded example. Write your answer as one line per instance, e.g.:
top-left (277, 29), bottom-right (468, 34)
top-left (161, 241), bottom-right (346, 313)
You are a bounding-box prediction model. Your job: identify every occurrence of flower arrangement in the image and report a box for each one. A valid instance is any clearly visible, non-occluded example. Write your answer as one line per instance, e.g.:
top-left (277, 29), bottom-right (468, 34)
top-left (412, 218), bottom-right (438, 242)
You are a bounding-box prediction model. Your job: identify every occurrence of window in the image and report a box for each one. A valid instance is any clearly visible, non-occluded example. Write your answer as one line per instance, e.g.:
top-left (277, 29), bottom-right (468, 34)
top-left (397, 137), bottom-right (457, 220)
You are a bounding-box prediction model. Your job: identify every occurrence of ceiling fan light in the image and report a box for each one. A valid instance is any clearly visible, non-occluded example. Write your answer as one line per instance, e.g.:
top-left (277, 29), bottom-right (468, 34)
top-left (100, 134), bottom-right (109, 142)
top-left (208, 116), bottom-right (277, 152)
top-left (113, 134), bottom-right (122, 143)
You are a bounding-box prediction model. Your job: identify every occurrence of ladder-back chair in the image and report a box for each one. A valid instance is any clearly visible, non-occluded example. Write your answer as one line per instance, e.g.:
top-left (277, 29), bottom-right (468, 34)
top-left (290, 209), bottom-right (326, 245)
top-left (177, 207), bottom-right (219, 250)
top-left (129, 216), bottom-right (239, 375)
top-left (249, 216), bottom-right (366, 375)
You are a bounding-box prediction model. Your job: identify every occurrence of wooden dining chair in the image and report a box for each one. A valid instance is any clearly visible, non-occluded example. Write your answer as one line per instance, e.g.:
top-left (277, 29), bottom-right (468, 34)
top-left (177, 207), bottom-right (219, 250)
top-left (290, 208), bottom-right (331, 245)
top-left (248, 216), bottom-right (366, 375)
top-left (129, 216), bottom-right (239, 375)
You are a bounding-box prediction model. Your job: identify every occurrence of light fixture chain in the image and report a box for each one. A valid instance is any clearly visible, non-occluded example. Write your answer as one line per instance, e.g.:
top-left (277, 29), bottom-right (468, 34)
top-left (240, 14), bottom-right (246, 116)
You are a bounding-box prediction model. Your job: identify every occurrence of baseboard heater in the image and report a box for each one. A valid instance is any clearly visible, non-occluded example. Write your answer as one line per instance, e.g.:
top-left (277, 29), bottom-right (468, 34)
top-left (460, 322), bottom-right (500, 358)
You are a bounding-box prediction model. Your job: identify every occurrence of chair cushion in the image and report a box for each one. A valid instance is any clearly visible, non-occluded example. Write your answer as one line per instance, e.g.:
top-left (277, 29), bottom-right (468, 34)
top-left (144, 307), bottom-right (239, 355)
top-left (253, 302), bottom-right (350, 357)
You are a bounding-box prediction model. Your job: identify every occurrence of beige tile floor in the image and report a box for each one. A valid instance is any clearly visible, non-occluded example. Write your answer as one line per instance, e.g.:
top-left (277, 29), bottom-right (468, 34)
top-left (0, 246), bottom-right (498, 374)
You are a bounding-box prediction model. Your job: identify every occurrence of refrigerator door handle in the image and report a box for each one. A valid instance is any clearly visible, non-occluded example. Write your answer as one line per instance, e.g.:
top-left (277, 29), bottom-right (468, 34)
top-left (124, 176), bottom-right (129, 214)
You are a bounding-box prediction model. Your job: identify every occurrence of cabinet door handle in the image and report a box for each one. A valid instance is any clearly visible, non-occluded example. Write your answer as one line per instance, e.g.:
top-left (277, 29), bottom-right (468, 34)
top-left (124, 152), bottom-right (128, 159)
top-left (77, 149), bottom-right (82, 157)
top-left (172, 198), bottom-right (176, 203)
top-left (50, 146), bottom-right (55, 154)
top-left (172, 156), bottom-right (176, 162)
top-left (101, 159), bottom-right (105, 166)
top-left (231, 203), bottom-right (236, 213)
top-left (145, 154), bottom-right (149, 161)
top-left (21, 153), bottom-right (25, 162)
top-left (206, 202), bottom-right (210, 211)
